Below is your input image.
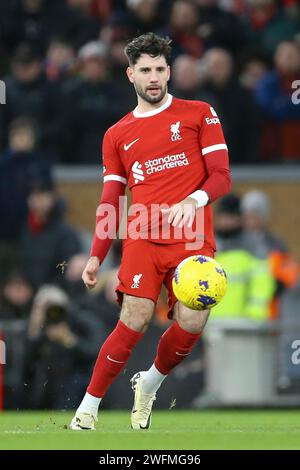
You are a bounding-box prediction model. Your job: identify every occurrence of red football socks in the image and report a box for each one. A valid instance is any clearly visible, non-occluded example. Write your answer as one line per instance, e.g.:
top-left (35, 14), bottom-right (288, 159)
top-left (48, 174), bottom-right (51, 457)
top-left (154, 321), bottom-right (201, 375)
top-left (87, 320), bottom-right (143, 398)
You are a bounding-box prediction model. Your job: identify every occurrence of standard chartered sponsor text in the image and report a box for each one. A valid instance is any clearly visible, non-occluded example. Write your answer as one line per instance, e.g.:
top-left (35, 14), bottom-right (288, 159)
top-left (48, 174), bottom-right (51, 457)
top-left (145, 152), bottom-right (189, 174)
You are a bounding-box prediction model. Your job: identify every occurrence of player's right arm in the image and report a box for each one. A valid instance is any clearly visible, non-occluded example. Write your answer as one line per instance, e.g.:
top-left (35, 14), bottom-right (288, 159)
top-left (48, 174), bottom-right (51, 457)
top-left (82, 128), bottom-right (127, 289)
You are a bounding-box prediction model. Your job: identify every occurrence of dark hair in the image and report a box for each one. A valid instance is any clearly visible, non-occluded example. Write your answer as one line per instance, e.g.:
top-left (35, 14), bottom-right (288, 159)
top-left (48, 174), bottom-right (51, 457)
top-left (217, 194), bottom-right (241, 215)
top-left (124, 32), bottom-right (172, 66)
top-left (9, 116), bottom-right (35, 135)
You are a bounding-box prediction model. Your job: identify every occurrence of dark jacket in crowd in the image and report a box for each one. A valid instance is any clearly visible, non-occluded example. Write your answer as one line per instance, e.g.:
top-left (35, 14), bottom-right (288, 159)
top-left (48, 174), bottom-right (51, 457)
top-left (20, 200), bottom-right (82, 290)
top-left (0, 0), bottom-right (101, 54)
top-left (198, 79), bottom-right (261, 163)
top-left (0, 73), bottom-right (61, 159)
top-left (198, 4), bottom-right (246, 56)
top-left (0, 150), bottom-right (52, 241)
top-left (60, 78), bottom-right (123, 163)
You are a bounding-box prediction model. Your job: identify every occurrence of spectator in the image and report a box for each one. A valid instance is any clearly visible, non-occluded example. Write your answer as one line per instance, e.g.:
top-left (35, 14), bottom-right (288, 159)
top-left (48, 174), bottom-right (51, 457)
top-left (196, 0), bottom-right (246, 56)
top-left (170, 54), bottom-right (203, 100)
top-left (60, 40), bottom-right (123, 163)
top-left (20, 181), bottom-right (82, 290)
top-left (101, 16), bottom-right (137, 113)
top-left (159, 0), bottom-right (204, 60)
top-left (9, 0), bottom-right (53, 54)
top-left (58, 0), bottom-right (101, 49)
top-left (89, 0), bottom-right (115, 22)
top-left (254, 40), bottom-right (300, 161)
top-left (239, 52), bottom-right (270, 91)
top-left (198, 48), bottom-right (260, 163)
top-left (0, 117), bottom-right (52, 241)
top-left (0, 43), bottom-right (61, 160)
top-left (241, 189), bottom-right (300, 318)
top-left (0, 117), bottom-right (52, 285)
top-left (127, 0), bottom-right (165, 35)
top-left (0, 271), bottom-right (33, 320)
top-left (23, 285), bottom-right (107, 409)
top-left (214, 193), bottom-right (275, 320)
top-left (45, 39), bottom-right (76, 82)
top-left (243, 0), bottom-right (298, 57)
top-left (241, 189), bottom-right (287, 253)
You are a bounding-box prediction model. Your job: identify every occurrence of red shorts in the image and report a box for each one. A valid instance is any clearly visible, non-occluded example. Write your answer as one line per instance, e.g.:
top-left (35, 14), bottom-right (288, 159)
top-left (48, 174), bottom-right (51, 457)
top-left (116, 239), bottom-right (214, 319)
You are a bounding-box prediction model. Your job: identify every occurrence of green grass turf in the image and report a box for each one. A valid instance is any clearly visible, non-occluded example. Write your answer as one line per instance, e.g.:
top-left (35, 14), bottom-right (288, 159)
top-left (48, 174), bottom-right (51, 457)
top-left (0, 410), bottom-right (300, 450)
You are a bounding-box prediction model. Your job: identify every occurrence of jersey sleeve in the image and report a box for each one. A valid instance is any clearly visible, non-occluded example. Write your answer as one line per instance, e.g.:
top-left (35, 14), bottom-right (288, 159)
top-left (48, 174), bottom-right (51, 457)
top-left (198, 103), bottom-right (228, 158)
top-left (102, 128), bottom-right (127, 185)
top-left (198, 103), bottom-right (231, 202)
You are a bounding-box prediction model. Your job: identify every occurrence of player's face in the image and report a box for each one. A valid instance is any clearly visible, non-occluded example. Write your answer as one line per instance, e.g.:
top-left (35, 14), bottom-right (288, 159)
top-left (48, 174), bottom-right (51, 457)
top-left (127, 54), bottom-right (170, 104)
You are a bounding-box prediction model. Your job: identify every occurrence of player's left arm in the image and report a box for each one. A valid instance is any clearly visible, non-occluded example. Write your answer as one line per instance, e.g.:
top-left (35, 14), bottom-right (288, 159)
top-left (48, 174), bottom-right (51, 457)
top-left (166, 104), bottom-right (231, 228)
top-left (192, 103), bottom-right (231, 204)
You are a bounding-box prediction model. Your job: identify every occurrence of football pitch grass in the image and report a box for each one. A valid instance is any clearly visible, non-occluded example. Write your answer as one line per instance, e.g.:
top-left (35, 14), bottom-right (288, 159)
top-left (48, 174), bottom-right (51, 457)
top-left (0, 410), bottom-right (300, 450)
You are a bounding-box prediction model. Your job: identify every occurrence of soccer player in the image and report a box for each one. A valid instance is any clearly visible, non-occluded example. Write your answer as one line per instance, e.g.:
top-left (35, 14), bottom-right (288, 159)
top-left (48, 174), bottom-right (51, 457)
top-left (70, 33), bottom-right (231, 431)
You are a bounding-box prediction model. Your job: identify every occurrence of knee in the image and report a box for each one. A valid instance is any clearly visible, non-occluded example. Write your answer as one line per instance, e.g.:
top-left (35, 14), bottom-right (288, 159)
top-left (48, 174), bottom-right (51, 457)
top-left (177, 316), bottom-right (203, 334)
top-left (122, 313), bottom-right (151, 333)
top-left (120, 295), bottom-right (155, 333)
top-left (177, 307), bottom-right (210, 334)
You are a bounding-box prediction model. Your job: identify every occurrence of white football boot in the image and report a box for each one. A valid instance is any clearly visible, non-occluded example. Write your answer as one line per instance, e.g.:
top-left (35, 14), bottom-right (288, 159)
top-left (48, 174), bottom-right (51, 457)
top-left (130, 371), bottom-right (156, 430)
top-left (69, 412), bottom-right (97, 431)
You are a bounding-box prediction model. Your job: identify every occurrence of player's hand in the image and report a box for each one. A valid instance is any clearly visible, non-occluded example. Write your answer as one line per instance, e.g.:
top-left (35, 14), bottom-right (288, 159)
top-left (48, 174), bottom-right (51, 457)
top-left (82, 256), bottom-right (100, 289)
top-left (162, 197), bottom-right (198, 228)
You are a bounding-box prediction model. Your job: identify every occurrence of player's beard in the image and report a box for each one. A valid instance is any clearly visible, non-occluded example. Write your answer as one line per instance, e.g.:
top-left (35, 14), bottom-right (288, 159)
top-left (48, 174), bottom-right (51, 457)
top-left (134, 82), bottom-right (167, 104)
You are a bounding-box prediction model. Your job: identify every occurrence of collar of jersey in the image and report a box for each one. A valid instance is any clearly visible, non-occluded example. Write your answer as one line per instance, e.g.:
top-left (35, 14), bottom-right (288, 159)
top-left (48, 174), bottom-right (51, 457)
top-left (133, 93), bottom-right (173, 118)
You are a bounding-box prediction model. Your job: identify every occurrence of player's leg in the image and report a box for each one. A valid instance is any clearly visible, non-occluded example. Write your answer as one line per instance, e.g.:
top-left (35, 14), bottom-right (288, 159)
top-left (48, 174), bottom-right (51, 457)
top-left (70, 295), bottom-right (155, 430)
top-left (130, 302), bottom-right (210, 430)
top-left (131, 244), bottom-right (215, 429)
top-left (139, 302), bottom-right (210, 395)
top-left (139, 241), bottom-right (213, 394)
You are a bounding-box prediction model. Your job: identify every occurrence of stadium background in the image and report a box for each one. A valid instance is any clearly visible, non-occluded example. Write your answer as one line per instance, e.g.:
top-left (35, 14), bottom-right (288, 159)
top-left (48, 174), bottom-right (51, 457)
top-left (1, 0), bottom-right (300, 419)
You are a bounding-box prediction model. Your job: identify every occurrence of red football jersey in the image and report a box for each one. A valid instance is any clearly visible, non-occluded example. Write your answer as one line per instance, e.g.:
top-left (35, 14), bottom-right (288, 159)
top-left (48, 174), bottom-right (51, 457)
top-left (102, 94), bottom-right (229, 251)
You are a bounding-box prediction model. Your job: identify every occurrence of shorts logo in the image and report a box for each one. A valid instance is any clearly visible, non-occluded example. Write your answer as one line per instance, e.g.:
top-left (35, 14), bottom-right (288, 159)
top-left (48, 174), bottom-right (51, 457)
top-left (132, 161), bottom-right (144, 184)
top-left (131, 273), bottom-right (143, 288)
top-left (170, 121), bottom-right (181, 141)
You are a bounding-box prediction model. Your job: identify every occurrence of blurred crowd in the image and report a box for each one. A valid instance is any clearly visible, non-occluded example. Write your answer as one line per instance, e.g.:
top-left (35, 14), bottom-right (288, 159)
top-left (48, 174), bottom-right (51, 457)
top-left (0, 0), bottom-right (300, 164)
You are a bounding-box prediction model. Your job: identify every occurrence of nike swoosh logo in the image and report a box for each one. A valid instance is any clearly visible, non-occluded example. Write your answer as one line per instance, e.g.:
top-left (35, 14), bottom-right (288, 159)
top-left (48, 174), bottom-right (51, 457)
top-left (124, 138), bottom-right (140, 151)
top-left (175, 352), bottom-right (189, 356)
top-left (106, 355), bottom-right (125, 364)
